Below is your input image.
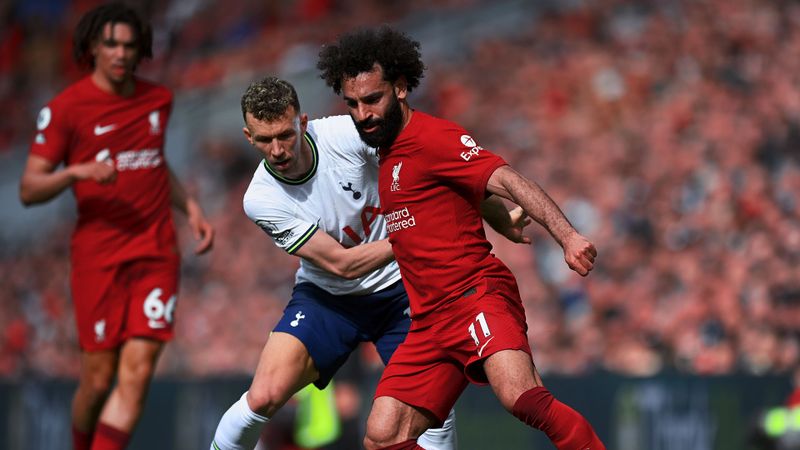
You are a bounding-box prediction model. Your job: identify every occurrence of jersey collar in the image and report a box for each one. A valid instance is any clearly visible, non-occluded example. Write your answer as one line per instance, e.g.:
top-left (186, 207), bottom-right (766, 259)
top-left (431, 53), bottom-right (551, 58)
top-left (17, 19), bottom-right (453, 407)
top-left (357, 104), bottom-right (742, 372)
top-left (263, 132), bottom-right (318, 185)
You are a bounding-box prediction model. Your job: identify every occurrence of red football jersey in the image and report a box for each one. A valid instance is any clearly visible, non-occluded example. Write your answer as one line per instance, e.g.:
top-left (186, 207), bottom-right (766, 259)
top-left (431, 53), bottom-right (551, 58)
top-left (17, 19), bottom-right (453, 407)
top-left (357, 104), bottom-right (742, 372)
top-left (30, 76), bottom-right (177, 268)
top-left (378, 111), bottom-right (516, 318)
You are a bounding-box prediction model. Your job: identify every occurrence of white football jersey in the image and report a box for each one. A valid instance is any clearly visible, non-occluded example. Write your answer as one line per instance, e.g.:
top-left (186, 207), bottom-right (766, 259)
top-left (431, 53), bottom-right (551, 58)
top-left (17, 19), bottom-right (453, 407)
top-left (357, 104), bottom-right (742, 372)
top-left (243, 115), bottom-right (401, 295)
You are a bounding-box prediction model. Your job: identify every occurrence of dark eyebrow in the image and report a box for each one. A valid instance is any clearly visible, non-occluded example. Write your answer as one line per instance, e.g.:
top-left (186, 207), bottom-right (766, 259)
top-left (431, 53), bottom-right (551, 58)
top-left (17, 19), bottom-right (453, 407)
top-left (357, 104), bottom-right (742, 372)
top-left (363, 92), bottom-right (382, 102)
top-left (253, 128), bottom-right (296, 142)
top-left (343, 91), bottom-right (383, 104)
top-left (101, 37), bottom-right (137, 46)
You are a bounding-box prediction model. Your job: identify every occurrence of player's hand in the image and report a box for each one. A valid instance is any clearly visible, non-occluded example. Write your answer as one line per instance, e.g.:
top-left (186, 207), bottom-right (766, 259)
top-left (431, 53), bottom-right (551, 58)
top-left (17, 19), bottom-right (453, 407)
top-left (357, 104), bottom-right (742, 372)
top-left (562, 232), bottom-right (596, 276)
top-left (69, 161), bottom-right (117, 184)
top-left (187, 200), bottom-right (214, 254)
top-left (503, 206), bottom-right (532, 244)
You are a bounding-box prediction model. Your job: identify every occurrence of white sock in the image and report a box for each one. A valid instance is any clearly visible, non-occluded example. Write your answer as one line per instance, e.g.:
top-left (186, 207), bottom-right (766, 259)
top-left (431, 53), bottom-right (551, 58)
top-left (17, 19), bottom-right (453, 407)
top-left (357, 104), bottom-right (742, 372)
top-left (211, 392), bottom-right (270, 450)
top-left (417, 408), bottom-right (457, 450)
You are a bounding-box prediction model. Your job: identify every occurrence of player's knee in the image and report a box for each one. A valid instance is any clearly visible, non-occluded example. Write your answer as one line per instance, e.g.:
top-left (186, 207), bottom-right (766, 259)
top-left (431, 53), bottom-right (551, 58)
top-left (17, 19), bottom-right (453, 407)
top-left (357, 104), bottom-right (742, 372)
top-left (246, 383), bottom-right (292, 416)
top-left (363, 432), bottom-right (391, 450)
top-left (364, 416), bottom-right (404, 449)
top-left (495, 382), bottom-right (537, 413)
top-left (245, 388), bottom-right (274, 416)
top-left (364, 424), bottom-right (388, 448)
top-left (499, 392), bottom-right (521, 413)
top-left (118, 357), bottom-right (157, 387)
top-left (82, 370), bottom-right (115, 397)
top-left (118, 340), bottom-right (164, 383)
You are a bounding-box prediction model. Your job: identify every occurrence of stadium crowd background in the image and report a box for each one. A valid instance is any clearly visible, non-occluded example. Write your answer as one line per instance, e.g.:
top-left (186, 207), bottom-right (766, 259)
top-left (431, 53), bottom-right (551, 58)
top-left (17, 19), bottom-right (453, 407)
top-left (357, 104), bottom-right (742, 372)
top-left (0, 0), bottom-right (798, 389)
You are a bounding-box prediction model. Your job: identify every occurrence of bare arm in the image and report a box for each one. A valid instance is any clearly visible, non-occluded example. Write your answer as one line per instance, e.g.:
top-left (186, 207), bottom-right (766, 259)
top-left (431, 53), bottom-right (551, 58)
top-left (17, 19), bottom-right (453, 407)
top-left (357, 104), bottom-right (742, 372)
top-left (486, 165), bottom-right (596, 276)
top-left (19, 154), bottom-right (116, 206)
top-left (293, 231), bottom-right (394, 280)
top-left (168, 167), bottom-right (214, 254)
top-left (480, 195), bottom-right (532, 244)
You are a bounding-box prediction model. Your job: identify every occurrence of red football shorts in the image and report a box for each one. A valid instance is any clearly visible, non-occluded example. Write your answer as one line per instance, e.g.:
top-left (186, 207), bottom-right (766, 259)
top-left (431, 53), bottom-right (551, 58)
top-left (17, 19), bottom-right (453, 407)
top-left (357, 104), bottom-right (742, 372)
top-left (71, 257), bottom-right (180, 351)
top-left (375, 276), bottom-right (532, 423)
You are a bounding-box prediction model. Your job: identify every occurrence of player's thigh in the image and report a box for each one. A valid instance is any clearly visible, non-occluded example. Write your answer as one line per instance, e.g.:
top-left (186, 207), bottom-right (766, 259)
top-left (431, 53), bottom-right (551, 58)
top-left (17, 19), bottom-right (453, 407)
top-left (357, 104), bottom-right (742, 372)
top-left (71, 264), bottom-right (128, 350)
top-left (455, 284), bottom-right (532, 385)
top-left (358, 279), bottom-right (412, 364)
top-left (366, 395), bottom-right (439, 445)
top-left (77, 349), bottom-right (119, 392)
top-left (124, 258), bottom-right (180, 342)
top-left (116, 337), bottom-right (165, 387)
top-left (249, 331), bottom-right (319, 405)
top-left (372, 309), bottom-right (411, 365)
top-left (375, 325), bottom-right (468, 425)
top-left (484, 349), bottom-right (542, 411)
top-left (274, 287), bottom-right (362, 389)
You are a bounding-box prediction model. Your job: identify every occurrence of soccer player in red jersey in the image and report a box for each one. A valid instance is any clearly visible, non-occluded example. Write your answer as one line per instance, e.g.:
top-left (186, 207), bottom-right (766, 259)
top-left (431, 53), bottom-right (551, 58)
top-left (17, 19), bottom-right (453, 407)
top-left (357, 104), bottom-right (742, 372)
top-left (318, 27), bottom-right (606, 450)
top-left (19, 4), bottom-right (214, 449)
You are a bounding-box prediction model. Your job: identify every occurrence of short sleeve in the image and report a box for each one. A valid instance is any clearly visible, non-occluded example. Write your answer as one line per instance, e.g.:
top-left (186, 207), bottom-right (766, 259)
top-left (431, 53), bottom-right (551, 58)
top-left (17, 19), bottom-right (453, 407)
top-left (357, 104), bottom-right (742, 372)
top-left (243, 193), bottom-right (318, 255)
top-left (426, 124), bottom-right (508, 202)
top-left (29, 102), bottom-right (71, 165)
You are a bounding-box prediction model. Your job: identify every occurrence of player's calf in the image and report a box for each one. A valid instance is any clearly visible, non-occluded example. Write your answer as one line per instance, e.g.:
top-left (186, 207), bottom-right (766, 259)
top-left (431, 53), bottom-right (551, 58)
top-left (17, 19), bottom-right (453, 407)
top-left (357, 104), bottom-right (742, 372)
top-left (512, 387), bottom-right (606, 450)
top-left (91, 422), bottom-right (130, 450)
top-left (211, 392), bottom-right (270, 450)
top-left (71, 425), bottom-right (93, 450)
top-left (72, 360), bottom-right (116, 449)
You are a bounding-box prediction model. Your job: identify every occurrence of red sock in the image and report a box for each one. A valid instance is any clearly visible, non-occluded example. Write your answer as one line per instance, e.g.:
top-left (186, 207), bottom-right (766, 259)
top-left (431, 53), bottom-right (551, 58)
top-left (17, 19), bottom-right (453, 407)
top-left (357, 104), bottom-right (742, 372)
top-left (377, 439), bottom-right (425, 450)
top-left (91, 422), bottom-right (130, 450)
top-left (72, 424), bottom-right (93, 450)
top-left (512, 387), bottom-right (606, 450)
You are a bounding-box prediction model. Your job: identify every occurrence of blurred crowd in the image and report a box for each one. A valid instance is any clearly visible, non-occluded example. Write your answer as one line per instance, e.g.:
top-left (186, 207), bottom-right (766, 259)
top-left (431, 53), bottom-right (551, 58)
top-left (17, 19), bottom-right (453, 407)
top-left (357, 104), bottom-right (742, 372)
top-left (2, 0), bottom-right (799, 381)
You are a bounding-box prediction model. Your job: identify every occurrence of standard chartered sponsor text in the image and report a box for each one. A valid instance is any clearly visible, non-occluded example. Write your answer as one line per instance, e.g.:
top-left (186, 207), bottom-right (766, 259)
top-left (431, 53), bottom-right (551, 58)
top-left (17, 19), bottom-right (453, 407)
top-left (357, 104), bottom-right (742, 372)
top-left (385, 206), bottom-right (417, 233)
top-left (116, 148), bottom-right (162, 171)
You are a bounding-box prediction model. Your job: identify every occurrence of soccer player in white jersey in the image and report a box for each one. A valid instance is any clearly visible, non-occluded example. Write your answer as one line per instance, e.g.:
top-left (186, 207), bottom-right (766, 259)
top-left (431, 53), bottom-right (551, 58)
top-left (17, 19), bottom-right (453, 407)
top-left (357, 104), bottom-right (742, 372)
top-left (210, 77), bottom-right (531, 450)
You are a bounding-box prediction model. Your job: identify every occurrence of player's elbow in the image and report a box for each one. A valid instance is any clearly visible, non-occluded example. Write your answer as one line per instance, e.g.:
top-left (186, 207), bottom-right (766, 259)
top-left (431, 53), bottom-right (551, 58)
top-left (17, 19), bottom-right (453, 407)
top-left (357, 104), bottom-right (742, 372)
top-left (317, 249), bottom-right (373, 280)
top-left (331, 264), bottom-right (363, 280)
top-left (18, 184), bottom-right (38, 207)
top-left (19, 183), bottom-right (51, 207)
top-left (340, 270), bottom-right (364, 280)
top-left (19, 193), bottom-right (32, 207)
top-left (326, 258), bottom-right (365, 280)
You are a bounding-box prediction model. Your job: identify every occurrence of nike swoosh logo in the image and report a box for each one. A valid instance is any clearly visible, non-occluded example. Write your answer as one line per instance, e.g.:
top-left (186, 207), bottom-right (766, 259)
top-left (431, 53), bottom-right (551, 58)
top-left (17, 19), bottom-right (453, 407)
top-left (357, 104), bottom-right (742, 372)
top-left (478, 336), bottom-right (494, 357)
top-left (94, 124), bottom-right (116, 135)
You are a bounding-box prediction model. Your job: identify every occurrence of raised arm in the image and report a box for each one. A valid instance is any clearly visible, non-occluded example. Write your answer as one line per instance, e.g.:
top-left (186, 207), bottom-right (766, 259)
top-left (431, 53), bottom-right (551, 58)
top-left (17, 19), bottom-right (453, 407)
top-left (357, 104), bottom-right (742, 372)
top-left (486, 165), bottom-right (596, 276)
top-left (168, 166), bottom-right (214, 254)
top-left (293, 231), bottom-right (394, 280)
top-left (19, 154), bottom-right (116, 206)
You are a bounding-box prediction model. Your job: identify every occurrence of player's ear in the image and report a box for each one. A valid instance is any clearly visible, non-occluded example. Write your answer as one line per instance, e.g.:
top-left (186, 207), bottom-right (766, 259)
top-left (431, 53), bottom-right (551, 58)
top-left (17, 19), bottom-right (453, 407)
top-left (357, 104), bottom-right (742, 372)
top-left (242, 126), bottom-right (253, 144)
top-left (90, 39), bottom-right (100, 58)
top-left (299, 113), bottom-right (308, 132)
top-left (90, 25), bottom-right (106, 58)
top-left (394, 77), bottom-right (408, 101)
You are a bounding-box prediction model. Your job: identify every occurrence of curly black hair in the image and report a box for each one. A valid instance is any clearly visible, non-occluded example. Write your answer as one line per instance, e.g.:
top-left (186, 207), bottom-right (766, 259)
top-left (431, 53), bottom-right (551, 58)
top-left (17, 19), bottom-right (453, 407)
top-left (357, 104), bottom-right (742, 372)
top-left (241, 76), bottom-right (300, 122)
top-left (73, 2), bottom-right (152, 69)
top-left (317, 25), bottom-right (425, 95)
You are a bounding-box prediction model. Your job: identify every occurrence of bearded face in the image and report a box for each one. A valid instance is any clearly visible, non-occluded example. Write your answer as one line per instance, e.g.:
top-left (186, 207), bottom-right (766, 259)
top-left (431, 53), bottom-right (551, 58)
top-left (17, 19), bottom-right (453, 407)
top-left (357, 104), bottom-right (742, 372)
top-left (352, 91), bottom-right (404, 149)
